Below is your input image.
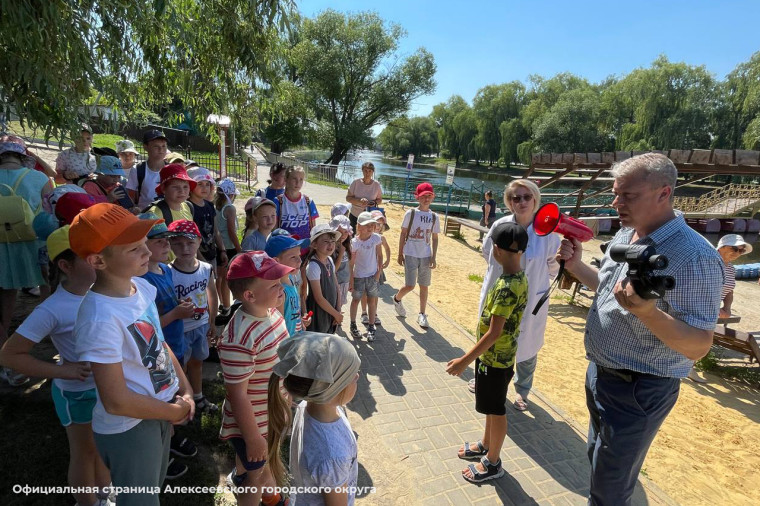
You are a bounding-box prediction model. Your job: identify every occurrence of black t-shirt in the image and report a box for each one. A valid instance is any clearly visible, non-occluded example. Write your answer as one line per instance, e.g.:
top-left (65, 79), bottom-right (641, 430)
top-left (482, 198), bottom-right (497, 219)
top-left (191, 200), bottom-right (217, 261)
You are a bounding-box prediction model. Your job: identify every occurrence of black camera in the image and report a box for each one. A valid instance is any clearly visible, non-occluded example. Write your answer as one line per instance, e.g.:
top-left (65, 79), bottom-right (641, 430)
top-left (606, 243), bottom-right (676, 300)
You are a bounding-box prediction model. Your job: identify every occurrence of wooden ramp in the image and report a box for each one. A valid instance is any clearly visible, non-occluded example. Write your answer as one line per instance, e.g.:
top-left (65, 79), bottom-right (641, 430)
top-left (674, 184), bottom-right (760, 218)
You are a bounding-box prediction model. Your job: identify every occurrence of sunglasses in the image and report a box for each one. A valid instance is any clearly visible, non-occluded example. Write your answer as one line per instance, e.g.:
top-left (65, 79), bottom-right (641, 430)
top-left (511, 194), bottom-right (533, 203)
top-left (730, 246), bottom-right (745, 253)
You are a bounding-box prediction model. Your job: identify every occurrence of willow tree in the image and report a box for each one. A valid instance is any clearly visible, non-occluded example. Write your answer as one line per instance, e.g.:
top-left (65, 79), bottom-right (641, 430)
top-left (291, 10), bottom-right (436, 164)
top-left (0, 0), bottom-right (294, 139)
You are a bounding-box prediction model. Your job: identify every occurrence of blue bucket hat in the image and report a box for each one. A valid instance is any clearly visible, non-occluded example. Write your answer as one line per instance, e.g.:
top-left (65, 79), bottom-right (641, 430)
top-left (96, 156), bottom-right (125, 176)
top-left (137, 212), bottom-right (174, 239)
top-left (265, 234), bottom-right (310, 258)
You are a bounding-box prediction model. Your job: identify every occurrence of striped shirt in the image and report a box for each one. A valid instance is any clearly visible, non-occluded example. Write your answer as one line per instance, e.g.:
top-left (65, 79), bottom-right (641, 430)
top-left (721, 263), bottom-right (736, 301)
top-left (585, 212), bottom-right (724, 378)
top-left (218, 307), bottom-right (288, 440)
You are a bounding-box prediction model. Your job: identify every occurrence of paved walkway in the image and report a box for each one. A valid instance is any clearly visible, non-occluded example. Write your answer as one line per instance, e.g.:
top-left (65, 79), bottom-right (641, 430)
top-left (248, 148), bottom-right (674, 505)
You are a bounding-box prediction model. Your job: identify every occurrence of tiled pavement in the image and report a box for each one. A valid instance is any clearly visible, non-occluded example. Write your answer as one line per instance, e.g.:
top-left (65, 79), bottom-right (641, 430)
top-left (337, 276), bottom-right (673, 506)
top-left (246, 148), bottom-right (674, 505)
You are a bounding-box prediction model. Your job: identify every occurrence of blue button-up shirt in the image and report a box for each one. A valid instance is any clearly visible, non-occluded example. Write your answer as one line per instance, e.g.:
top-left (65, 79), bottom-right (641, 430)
top-left (585, 212), bottom-right (724, 378)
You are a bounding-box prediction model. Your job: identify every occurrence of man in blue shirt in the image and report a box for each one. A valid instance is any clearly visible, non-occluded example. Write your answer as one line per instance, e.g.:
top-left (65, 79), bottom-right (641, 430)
top-left (558, 153), bottom-right (723, 505)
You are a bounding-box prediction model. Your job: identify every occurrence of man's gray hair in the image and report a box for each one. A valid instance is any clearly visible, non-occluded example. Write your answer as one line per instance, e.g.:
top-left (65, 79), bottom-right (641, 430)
top-left (611, 153), bottom-right (677, 200)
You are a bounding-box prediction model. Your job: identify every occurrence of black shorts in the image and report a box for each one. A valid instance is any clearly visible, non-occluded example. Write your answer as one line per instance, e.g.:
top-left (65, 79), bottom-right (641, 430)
top-left (474, 358), bottom-right (514, 416)
top-left (228, 437), bottom-right (266, 472)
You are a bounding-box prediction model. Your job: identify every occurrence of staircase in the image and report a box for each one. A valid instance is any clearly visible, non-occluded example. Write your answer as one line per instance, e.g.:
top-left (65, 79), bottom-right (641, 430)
top-left (674, 184), bottom-right (760, 218)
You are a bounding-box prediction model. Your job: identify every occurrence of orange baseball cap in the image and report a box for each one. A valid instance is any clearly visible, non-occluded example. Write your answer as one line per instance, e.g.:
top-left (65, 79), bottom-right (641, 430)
top-left (69, 203), bottom-right (162, 258)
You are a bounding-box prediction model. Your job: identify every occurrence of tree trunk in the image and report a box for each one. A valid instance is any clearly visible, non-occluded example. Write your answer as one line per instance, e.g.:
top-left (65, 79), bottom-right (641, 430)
top-left (325, 143), bottom-right (349, 165)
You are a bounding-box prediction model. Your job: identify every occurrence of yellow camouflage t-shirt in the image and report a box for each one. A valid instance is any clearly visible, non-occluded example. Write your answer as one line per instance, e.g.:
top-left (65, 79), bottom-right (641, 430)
top-left (477, 272), bottom-right (528, 368)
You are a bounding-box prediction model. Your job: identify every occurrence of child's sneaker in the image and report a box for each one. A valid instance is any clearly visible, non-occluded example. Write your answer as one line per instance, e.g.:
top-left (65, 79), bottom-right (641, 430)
top-left (164, 458), bottom-right (188, 480)
top-left (361, 313), bottom-right (369, 325)
top-left (195, 396), bottom-right (218, 414)
top-left (393, 296), bottom-right (406, 317)
top-left (366, 324), bottom-right (376, 342)
top-left (374, 315), bottom-right (381, 325)
top-left (417, 313), bottom-right (429, 328)
top-left (170, 435), bottom-right (198, 458)
top-left (350, 322), bottom-right (362, 340)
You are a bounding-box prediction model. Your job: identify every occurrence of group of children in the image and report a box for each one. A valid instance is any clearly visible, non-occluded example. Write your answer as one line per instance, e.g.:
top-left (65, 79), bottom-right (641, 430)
top-left (0, 124), bottom-right (537, 504)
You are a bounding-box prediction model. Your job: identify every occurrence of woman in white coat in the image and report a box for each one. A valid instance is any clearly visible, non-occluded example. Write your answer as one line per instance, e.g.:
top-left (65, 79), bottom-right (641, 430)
top-left (469, 179), bottom-right (560, 411)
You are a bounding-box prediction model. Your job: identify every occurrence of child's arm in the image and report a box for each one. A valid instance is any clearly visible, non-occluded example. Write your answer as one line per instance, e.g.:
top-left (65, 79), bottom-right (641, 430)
top-left (0, 333), bottom-right (90, 381)
top-left (445, 314), bottom-right (507, 376)
top-left (224, 378), bottom-right (267, 463)
top-left (91, 362), bottom-right (191, 423)
top-left (215, 229), bottom-right (228, 266)
top-left (207, 271), bottom-right (219, 344)
top-left (431, 232), bottom-right (438, 269)
top-left (398, 226), bottom-right (407, 266)
top-left (381, 236), bottom-right (390, 269)
top-left (348, 255), bottom-right (356, 292)
top-left (159, 299), bottom-right (194, 328)
top-left (374, 243), bottom-right (383, 282)
top-left (334, 243), bottom-right (345, 272)
top-left (170, 347), bottom-right (196, 423)
top-left (224, 206), bottom-right (241, 252)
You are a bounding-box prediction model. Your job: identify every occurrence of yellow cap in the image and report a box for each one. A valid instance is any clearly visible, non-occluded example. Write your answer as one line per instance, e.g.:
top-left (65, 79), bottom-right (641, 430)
top-left (47, 225), bottom-right (71, 261)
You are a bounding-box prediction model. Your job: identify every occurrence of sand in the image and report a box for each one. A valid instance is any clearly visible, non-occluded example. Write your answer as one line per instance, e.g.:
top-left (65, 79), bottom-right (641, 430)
top-left (325, 202), bottom-right (760, 506)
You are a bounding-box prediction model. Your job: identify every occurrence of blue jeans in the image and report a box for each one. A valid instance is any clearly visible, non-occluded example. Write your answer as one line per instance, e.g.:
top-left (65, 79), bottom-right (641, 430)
top-left (513, 355), bottom-right (537, 400)
top-left (585, 362), bottom-right (680, 506)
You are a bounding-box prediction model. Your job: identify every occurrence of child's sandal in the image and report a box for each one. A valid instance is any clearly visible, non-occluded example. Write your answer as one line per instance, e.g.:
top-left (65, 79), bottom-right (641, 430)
top-left (458, 440), bottom-right (488, 460)
top-left (463, 456), bottom-right (504, 483)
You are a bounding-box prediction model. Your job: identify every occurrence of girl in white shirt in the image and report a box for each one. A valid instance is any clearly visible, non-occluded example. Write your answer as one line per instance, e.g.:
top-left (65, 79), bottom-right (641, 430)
top-left (0, 226), bottom-right (112, 506)
top-left (266, 332), bottom-right (361, 506)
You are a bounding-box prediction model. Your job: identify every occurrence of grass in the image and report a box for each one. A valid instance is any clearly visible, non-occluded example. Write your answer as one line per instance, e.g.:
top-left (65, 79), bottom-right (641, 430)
top-left (695, 350), bottom-right (760, 386)
top-left (468, 273), bottom-right (484, 283)
top-left (450, 230), bottom-right (465, 241)
top-left (306, 178), bottom-right (349, 190)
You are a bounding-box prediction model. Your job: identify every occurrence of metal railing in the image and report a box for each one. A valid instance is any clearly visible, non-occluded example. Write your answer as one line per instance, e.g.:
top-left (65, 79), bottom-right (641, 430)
top-left (674, 184), bottom-right (760, 215)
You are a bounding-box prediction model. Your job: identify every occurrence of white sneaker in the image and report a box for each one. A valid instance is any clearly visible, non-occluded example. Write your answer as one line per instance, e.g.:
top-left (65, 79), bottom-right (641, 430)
top-left (393, 297), bottom-right (406, 317)
top-left (417, 313), bottom-right (429, 328)
top-left (361, 313), bottom-right (369, 325)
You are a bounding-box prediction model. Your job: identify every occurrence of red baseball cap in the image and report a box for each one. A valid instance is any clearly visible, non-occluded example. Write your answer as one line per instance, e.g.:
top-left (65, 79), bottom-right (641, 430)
top-left (415, 182), bottom-right (434, 197)
top-left (167, 219), bottom-right (201, 239)
top-left (155, 163), bottom-right (197, 195)
top-left (69, 203), bottom-right (162, 258)
top-left (55, 192), bottom-right (106, 225)
top-left (227, 251), bottom-right (295, 281)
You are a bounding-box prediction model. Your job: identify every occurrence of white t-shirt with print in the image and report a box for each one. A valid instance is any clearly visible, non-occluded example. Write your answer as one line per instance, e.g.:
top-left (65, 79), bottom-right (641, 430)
top-left (401, 209), bottom-right (440, 258)
top-left (125, 163), bottom-right (162, 209)
top-left (16, 287), bottom-right (94, 392)
top-left (75, 277), bottom-right (179, 435)
top-left (351, 233), bottom-right (382, 278)
top-left (169, 260), bottom-right (213, 331)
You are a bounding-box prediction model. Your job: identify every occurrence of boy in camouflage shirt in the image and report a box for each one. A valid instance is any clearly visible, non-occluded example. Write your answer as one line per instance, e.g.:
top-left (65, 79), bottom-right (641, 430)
top-left (446, 222), bottom-right (529, 483)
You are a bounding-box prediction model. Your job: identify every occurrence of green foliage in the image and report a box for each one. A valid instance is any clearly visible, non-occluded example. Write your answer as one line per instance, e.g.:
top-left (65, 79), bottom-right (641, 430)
top-left (1, 0), bottom-right (294, 141)
top-left (377, 116), bottom-right (437, 158)
top-left (291, 10), bottom-right (436, 164)
top-left (533, 88), bottom-right (609, 153)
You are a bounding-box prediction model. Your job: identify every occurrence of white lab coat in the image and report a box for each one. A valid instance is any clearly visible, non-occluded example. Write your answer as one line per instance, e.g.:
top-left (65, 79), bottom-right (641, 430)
top-left (479, 214), bottom-right (561, 363)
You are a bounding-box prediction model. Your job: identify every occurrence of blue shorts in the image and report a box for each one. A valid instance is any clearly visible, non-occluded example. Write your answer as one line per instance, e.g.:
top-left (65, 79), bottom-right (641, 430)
top-left (51, 383), bottom-right (97, 426)
top-left (229, 437), bottom-right (266, 472)
top-left (184, 324), bottom-right (210, 363)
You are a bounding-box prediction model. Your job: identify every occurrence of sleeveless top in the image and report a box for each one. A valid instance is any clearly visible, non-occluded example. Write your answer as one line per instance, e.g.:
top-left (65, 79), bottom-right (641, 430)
top-left (306, 257), bottom-right (338, 334)
top-left (215, 203), bottom-right (237, 250)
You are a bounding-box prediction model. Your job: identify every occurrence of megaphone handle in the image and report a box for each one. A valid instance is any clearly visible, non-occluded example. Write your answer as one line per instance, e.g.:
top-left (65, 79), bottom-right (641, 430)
top-left (531, 259), bottom-right (565, 316)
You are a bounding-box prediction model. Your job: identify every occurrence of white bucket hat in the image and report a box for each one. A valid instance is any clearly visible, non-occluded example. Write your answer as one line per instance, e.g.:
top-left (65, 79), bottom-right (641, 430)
top-left (717, 234), bottom-right (753, 254)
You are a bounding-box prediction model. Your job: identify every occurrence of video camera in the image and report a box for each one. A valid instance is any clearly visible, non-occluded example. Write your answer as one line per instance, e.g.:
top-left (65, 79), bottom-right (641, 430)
top-left (603, 243), bottom-right (676, 300)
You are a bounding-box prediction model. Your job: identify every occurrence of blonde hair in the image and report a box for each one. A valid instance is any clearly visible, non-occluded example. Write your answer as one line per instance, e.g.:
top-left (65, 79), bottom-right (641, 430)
top-left (285, 165), bottom-right (306, 180)
top-left (504, 179), bottom-right (541, 214)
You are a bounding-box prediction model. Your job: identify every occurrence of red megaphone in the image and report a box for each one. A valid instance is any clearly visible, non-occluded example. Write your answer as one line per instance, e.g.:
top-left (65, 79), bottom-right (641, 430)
top-left (533, 203), bottom-right (594, 243)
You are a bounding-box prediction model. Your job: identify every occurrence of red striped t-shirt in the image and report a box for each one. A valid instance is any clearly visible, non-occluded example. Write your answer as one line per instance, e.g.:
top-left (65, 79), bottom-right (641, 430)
top-left (218, 307), bottom-right (288, 440)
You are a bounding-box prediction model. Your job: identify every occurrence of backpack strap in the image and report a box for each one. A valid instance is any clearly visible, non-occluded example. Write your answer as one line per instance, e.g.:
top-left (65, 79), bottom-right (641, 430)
top-left (276, 193), bottom-right (284, 228)
top-left (155, 200), bottom-right (173, 224)
top-left (305, 194), bottom-right (312, 231)
top-left (11, 169), bottom-right (31, 193)
top-left (404, 209), bottom-right (416, 244)
top-left (136, 162), bottom-right (147, 200)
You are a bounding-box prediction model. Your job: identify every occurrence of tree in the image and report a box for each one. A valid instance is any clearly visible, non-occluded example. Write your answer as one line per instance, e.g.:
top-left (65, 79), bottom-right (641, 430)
top-left (472, 82), bottom-right (526, 165)
top-left (533, 88), bottom-right (608, 153)
top-left (431, 95), bottom-right (468, 163)
top-left (0, 0), bottom-right (294, 139)
top-left (291, 10), bottom-right (436, 164)
top-left (712, 51), bottom-right (760, 149)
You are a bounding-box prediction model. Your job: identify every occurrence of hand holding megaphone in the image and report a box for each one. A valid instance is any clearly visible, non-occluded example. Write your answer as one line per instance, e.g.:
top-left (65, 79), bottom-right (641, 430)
top-left (531, 203), bottom-right (594, 315)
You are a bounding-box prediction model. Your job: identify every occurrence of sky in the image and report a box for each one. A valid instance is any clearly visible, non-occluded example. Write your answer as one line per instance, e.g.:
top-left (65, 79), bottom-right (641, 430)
top-left (299, 0), bottom-right (760, 126)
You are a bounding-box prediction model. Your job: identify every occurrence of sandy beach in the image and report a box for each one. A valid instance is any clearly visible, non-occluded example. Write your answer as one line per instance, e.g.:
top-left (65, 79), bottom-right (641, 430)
top-left (335, 202), bottom-right (760, 506)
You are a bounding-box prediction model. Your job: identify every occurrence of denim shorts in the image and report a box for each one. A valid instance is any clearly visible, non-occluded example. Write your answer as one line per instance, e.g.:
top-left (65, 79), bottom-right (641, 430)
top-left (51, 383), bottom-right (97, 426)
top-left (352, 276), bottom-right (379, 298)
top-left (184, 324), bottom-right (210, 363)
